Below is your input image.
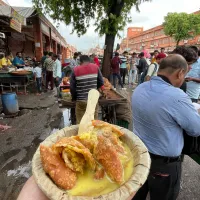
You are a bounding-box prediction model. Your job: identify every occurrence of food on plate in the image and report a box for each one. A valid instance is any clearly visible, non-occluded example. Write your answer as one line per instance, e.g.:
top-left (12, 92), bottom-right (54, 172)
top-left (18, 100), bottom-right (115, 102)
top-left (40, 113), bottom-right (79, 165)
top-left (40, 145), bottom-right (77, 190)
top-left (40, 120), bottom-right (134, 197)
top-left (94, 135), bottom-right (123, 183)
top-left (53, 137), bottom-right (96, 171)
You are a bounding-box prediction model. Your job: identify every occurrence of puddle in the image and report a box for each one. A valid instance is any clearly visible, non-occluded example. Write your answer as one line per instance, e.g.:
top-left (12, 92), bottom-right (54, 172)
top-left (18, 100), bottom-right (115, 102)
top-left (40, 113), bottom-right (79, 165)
top-left (7, 161), bottom-right (31, 179)
top-left (62, 109), bottom-right (71, 127)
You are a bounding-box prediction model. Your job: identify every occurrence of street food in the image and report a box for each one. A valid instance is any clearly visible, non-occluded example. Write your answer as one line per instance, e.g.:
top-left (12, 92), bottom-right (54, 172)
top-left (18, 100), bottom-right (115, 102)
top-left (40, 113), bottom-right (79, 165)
top-left (53, 137), bottom-right (96, 171)
top-left (40, 145), bottom-right (77, 190)
top-left (94, 135), bottom-right (123, 184)
top-left (39, 121), bottom-right (134, 197)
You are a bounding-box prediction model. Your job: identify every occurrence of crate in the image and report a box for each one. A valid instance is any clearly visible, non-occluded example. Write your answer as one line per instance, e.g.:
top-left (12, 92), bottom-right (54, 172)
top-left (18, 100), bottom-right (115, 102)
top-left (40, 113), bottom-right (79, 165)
top-left (116, 119), bottom-right (129, 129)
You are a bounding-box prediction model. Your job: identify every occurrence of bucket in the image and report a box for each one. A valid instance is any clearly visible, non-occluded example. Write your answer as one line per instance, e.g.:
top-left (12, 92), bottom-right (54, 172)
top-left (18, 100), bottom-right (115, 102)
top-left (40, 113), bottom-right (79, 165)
top-left (1, 92), bottom-right (19, 115)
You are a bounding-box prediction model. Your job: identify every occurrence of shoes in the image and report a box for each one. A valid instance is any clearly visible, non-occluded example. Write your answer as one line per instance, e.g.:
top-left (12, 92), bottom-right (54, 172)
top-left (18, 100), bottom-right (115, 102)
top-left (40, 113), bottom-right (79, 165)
top-left (122, 88), bottom-right (127, 90)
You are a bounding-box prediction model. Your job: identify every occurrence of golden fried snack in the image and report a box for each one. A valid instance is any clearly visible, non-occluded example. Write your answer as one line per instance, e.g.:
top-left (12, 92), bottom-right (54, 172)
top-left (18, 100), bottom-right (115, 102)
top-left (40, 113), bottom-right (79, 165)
top-left (94, 165), bottom-right (105, 180)
top-left (54, 137), bottom-right (96, 170)
top-left (73, 132), bottom-right (97, 153)
top-left (92, 120), bottom-right (125, 153)
top-left (94, 136), bottom-right (124, 184)
top-left (40, 145), bottom-right (77, 190)
top-left (92, 120), bottom-right (124, 137)
top-left (62, 148), bottom-right (85, 173)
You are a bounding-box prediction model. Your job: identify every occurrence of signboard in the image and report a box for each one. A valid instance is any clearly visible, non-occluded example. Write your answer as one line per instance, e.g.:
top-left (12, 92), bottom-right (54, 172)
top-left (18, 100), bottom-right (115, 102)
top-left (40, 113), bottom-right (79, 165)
top-left (10, 8), bottom-right (23, 33)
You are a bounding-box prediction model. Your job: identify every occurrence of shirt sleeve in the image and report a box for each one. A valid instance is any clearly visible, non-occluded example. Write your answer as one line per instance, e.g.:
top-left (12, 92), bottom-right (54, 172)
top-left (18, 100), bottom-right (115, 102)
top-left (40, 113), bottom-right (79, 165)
top-left (171, 93), bottom-right (200, 137)
top-left (70, 70), bottom-right (77, 101)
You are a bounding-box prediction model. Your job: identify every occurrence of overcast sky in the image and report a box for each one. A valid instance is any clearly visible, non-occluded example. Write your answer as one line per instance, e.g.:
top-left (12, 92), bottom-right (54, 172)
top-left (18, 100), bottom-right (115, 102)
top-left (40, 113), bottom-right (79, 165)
top-left (4, 0), bottom-right (200, 52)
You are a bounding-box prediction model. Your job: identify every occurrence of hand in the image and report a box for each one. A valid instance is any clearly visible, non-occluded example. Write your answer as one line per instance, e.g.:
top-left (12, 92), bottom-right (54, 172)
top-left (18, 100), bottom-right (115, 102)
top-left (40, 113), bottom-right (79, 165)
top-left (185, 77), bottom-right (194, 82)
top-left (17, 176), bottom-right (49, 200)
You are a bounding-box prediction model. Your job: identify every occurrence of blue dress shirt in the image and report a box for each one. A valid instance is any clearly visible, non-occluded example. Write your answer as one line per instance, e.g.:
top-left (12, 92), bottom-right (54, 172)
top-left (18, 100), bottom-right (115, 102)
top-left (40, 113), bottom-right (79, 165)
top-left (186, 58), bottom-right (200, 99)
top-left (132, 76), bottom-right (200, 157)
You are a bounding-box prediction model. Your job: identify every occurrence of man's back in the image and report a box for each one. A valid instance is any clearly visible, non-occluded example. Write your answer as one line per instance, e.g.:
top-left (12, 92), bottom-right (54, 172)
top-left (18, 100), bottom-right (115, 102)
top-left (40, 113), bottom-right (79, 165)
top-left (71, 63), bottom-right (103, 100)
top-left (44, 57), bottom-right (54, 71)
top-left (132, 76), bottom-right (200, 157)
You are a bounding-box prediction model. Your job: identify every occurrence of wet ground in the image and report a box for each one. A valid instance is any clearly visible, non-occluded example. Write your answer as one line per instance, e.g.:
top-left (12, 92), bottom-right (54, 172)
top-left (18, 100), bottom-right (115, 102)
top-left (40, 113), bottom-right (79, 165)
top-left (0, 86), bottom-right (200, 200)
top-left (0, 91), bottom-right (64, 200)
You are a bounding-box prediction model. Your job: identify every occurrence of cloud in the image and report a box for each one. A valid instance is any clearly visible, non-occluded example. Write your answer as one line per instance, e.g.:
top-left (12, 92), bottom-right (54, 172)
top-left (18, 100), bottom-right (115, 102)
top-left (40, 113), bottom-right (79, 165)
top-left (4, 0), bottom-right (200, 51)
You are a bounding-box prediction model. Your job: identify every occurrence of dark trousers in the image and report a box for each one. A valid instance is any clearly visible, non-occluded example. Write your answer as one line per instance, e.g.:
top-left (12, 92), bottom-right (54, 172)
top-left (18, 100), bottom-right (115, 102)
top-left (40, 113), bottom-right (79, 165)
top-left (113, 73), bottom-right (123, 88)
top-left (36, 78), bottom-right (42, 93)
top-left (191, 98), bottom-right (198, 103)
top-left (46, 71), bottom-right (54, 90)
top-left (133, 154), bottom-right (182, 200)
top-left (120, 68), bottom-right (127, 84)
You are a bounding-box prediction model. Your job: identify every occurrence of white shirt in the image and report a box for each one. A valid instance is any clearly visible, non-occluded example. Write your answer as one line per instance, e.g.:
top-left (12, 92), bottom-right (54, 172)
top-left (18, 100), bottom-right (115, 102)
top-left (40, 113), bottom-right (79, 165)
top-left (147, 63), bottom-right (159, 77)
top-left (53, 59), bottom-right (62, 78)
top-left (33, 67), bottom-right (42, 78)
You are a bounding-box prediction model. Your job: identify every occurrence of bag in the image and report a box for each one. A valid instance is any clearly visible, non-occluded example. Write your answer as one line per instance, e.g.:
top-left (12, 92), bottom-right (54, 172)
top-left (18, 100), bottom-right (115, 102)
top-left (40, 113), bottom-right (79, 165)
top-left (141, 63), bottom-right (158, 83)
top-left (182, 130), bottom-right (200, 155)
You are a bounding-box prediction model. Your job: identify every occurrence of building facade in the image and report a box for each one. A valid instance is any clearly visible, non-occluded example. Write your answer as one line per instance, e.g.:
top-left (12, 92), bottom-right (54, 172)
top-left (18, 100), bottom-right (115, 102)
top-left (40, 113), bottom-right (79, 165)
top-left (120, 11), bottom-right (200, 53)
top-left (0, 0), bottom-right (76, 62)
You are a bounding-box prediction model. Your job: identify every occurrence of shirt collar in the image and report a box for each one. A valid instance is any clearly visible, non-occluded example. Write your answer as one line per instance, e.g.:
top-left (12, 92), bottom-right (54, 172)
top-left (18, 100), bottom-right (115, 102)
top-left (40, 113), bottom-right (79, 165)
top-left (157, 75), bottom-right (172, 85)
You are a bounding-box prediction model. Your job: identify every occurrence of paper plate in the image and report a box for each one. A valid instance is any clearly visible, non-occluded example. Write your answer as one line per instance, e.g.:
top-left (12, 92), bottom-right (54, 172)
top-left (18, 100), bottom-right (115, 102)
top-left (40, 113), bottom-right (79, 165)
top-left (32, 125), bottom-right (151, 200)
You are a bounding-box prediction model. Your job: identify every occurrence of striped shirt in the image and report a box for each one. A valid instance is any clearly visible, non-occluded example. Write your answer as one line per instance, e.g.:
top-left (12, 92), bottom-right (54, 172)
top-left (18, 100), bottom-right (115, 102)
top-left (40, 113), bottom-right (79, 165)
top-left (70, 63), bottom-right (104, 101)
top-left (44, 57), bottom-right (54, 71)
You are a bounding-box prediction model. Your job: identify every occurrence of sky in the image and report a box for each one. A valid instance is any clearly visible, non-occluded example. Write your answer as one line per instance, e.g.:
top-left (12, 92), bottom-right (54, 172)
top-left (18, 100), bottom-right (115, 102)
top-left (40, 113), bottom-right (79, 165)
top-left (3, 0), bottom-right (200, 52)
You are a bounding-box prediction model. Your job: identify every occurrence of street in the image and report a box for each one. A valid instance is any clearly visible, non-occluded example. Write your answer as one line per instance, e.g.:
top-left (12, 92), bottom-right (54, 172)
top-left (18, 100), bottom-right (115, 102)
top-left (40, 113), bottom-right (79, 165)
top-left (0, 89), bottom-right (199, 200)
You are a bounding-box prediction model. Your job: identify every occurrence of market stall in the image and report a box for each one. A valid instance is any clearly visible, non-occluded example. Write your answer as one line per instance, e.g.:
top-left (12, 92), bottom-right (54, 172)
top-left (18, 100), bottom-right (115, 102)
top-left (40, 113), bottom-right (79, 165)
top-left (60, 77), bottom-right (129, 126)
top-left (0, 70), bottom-right (33, 93)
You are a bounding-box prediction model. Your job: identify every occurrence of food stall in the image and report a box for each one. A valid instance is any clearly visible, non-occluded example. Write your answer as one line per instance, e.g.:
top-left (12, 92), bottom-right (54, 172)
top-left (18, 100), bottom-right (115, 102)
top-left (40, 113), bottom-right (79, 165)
top-left (60, 77), bottom-right (129, 127)
top-left (0, 69), bottom-right (33, 93)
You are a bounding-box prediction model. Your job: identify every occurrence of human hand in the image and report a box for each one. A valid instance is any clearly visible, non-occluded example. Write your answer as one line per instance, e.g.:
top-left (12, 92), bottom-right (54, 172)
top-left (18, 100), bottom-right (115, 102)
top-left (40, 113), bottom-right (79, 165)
top-left (17, 176), bottom-right (49, 200)
top-left (185, 77), bottom-right (194, 82)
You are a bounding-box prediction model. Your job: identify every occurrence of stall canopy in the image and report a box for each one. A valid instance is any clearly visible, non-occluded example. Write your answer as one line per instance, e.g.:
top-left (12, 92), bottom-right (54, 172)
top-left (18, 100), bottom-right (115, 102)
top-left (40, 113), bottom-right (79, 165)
top-left (0, 5), bottom-right (35, 32)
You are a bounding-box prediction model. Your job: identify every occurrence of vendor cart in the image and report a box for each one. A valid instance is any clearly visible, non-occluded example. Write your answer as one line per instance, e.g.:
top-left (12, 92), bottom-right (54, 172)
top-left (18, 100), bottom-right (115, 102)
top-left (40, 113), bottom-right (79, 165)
top-left (60, 88), bottom-right (128, 126)
top-left (0, 70), bottom-right (33, 93)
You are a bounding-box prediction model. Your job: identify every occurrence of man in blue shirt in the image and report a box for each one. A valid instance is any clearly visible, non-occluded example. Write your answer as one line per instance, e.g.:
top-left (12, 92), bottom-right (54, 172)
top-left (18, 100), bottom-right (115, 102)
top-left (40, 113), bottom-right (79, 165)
top-left (132, 54), bottom-right (200, 200)
top-left (12, 52), bottom-right (25, 69)
top-left (185, 47), bottom-right (200, 102)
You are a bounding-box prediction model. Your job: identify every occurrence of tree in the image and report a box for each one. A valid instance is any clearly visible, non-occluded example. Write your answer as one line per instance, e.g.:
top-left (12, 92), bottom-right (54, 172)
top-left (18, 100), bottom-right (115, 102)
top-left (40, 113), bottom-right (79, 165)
top-left (163, 12), bottom-right (200, 46)
top-left (32, 0), bottom-right (150, 78)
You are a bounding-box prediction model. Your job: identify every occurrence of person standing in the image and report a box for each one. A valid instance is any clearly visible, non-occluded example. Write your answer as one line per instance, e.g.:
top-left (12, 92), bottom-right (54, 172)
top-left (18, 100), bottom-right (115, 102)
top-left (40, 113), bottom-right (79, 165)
top-left (44, 52), bottom-right (54, 90)
top-left (185, 46), bottom-right (200, 103)
top-left (70, 55), bottom-right (104, 124)
top-left (128, 52), bottom-right (138, 85)
top-left (52, 54), bottom-right (62, 97)
top-left (12, 52), bottom-right (25, 69)
top-left (145, 53), bottom-right (166, 81)
top-left (151, 50), bottom-right (159, 63)
top-left (161, 47), bottom-right (168, 56)
top-left (136, 52), bottom-right (148, 84)
top-left (111, 52), bottom-right (123, 89)
top-left (132, 54), bottom-right (200, 200)
top-left (91, 53), bottom-right (100, 67)
top-left (70, 52), bottom-right (79, 69)
top-left (120, 52), bottom-right (128, 85)
top-left (33, 62), bottom-right (42, 96)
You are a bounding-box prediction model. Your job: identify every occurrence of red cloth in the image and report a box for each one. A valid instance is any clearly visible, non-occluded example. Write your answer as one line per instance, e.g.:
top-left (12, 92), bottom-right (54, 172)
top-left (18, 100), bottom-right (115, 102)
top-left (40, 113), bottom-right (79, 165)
top-left (74, 63), bottom-right (98, 77)
top-left (156, 53), bottom-right (167, 59)
top-left (94, 56), bottom-right (100, 67)
top-left (111, 56), bottom-right (122, 73)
